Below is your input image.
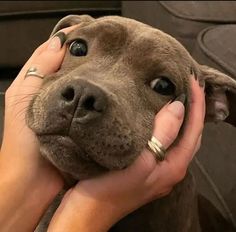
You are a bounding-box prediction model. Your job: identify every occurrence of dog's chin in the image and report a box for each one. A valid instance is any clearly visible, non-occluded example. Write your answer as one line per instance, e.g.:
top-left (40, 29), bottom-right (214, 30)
top-left (37, 134), bottom-right (137, 180)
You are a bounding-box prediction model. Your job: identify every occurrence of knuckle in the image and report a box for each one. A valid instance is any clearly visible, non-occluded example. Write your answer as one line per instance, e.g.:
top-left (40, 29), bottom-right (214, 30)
top-left (162, 131), bottom-right (177, 147)
top-left (177, 143), bottom-right (193, 155)
top-left (33, 42), bottom-right (48, 55)
top-left (170, 165), bottom-right (187, 184)
top-left (34, 46), bottom-right (42, 55)
top-left (175, 168), bottom-right (187, 183)
top-left (149, 187), bottom-right (173, 201)
top-left (163, 188), bottom-right (173, 196)
top-left (5, 88), bottom-right (12, 99)
top-left (195, 141), bottom-right (201, 153)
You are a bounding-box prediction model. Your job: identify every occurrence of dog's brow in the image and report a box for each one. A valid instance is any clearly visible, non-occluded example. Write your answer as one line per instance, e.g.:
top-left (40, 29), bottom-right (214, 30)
top-left (67, 20), bottom-right (128, 40)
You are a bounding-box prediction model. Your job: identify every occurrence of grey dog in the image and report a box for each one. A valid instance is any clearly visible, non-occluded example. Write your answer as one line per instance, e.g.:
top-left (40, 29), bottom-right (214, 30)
top-left (28, 15), bottom-right (236, 231)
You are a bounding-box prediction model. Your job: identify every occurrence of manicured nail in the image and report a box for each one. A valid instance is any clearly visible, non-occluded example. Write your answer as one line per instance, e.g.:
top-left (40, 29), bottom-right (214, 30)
top-left (167, 95), bottom-right (185, 119)
top-left (54, 32), bottom-right (66, 47)
top-left (47, 32), bottom-right (66, 51)
top-left (190, 67), bottom-right (193, 75)
top-left (199, 79), bottom-right (205, 89)
top-left (175, 93), bottom-right (186, 105)
top-left (171, 93), bottom-right (186, 104)
top-left (190, 67), bottom-right (198, 81)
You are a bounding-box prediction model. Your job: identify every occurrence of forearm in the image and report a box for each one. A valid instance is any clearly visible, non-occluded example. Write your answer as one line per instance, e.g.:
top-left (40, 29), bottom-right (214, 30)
top-left (48, 188), bottom-right (124, 232)
top-left (0, 155), bottom-right (63, 231)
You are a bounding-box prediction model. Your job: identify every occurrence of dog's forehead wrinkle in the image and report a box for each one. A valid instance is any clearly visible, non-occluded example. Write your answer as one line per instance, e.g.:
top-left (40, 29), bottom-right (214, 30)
top-left (122, 27), bottom-right (193, 73)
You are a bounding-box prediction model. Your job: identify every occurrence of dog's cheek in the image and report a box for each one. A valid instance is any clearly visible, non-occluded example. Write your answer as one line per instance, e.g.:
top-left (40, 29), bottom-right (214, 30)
top-left (26, 94), bottom-right (47, 133)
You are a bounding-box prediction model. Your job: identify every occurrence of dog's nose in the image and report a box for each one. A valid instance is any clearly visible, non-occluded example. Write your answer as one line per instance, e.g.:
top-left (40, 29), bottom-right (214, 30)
top-left (60, 80), bottom-right (108, 123)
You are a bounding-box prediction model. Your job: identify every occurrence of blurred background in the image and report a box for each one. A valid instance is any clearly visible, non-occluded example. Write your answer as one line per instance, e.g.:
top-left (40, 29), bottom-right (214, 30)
top-left (0, 1), bottom-right (235, 230)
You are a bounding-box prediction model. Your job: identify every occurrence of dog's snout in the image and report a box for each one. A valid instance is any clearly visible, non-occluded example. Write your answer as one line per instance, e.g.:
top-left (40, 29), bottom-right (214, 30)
top-left (59, 80), bottom-right (108, 123)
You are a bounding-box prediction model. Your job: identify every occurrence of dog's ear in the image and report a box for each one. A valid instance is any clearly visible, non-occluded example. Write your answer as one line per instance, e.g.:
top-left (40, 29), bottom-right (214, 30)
top-left (199, 65), bottom-right (236, 127)
top-left (50, 14), bottom-right (94, 37)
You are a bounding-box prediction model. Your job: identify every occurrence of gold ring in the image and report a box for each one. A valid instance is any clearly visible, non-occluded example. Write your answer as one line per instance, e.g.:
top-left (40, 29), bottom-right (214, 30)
top-left (25, 67), bottom-right (45, 79)
top-left (147, 136), bottom-right (166, 161)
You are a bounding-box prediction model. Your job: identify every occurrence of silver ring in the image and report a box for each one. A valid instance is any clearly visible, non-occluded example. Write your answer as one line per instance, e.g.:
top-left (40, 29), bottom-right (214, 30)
top-left (25, 67), bottom-right (45, 79)
top-left (147, 136), bottom-right (166, 161)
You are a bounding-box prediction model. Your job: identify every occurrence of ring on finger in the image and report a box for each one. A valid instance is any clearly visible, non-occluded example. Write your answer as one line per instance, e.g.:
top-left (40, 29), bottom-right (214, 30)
top-left (24, 67), bottom-right (45, 79)
top-left (147, 136), bottom-right (166, 162)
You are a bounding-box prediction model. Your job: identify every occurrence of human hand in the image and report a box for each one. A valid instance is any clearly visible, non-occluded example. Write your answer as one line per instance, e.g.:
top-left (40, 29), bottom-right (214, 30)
top-left (0, 26), bottom-right (77, 231)
top-left (48, 75), bottom-right (205, 232)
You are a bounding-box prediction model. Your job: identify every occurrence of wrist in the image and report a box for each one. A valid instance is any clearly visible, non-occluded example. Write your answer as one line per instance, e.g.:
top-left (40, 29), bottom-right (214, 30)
top-left (49, 185), bottom-right (124, 232)
top-left (0, 152), bottom-right (63, 231)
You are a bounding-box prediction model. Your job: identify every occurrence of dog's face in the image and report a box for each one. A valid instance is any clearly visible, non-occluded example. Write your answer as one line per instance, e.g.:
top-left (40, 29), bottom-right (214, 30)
top-left (27, 15), bottom-right (236, 180)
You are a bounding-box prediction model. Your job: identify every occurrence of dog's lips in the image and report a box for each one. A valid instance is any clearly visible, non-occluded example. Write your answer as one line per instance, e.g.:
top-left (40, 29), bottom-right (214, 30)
top-left (37, 134), bottom-right (91, 161)
top-left (37, 131), bottom-right (137, 174)
top-left (37, 134), bottom-right (90, 175)
top-left (37, 134), bottom-right (110, 179)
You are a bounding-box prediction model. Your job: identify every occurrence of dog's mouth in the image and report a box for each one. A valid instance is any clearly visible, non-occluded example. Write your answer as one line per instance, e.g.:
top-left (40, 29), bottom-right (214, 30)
top-left (37, 134), bottom-right (106, 179)
top-left (38, 134), bottom-right (90, 161)
top-left (36, 124), bottom-right (137, 179)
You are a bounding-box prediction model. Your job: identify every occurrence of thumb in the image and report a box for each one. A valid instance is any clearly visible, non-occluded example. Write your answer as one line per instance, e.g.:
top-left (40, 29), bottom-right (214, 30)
top-left (152, 94), bottom-right (186, 149)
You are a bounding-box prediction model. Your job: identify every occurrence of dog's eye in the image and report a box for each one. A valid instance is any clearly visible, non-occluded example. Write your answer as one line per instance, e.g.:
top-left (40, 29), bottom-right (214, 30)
top-left (150, 77), bottom-right (176, 95)
top-left (69, 40), bottom-right (87, 56)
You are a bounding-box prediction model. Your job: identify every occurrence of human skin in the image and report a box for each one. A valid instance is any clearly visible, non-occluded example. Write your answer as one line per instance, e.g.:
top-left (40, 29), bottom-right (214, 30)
top-left (0, 26), bottom-right (205, 231)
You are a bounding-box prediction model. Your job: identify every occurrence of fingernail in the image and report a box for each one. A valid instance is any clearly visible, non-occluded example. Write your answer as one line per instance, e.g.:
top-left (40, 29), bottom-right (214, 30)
top-left (190, 67), bottom-right (198, 81)
top-left (171, 93), bottom-right (186, 105)
top-left (175, 93), bottom-right (186, 105)
top-left (167, 97), bottom-right (185, 119)
top-left (199, 79), bottom-right (205, 89)
top-left (190, 67), bottom-right (194, 75)
top-left (47, 32), bottom-right (66, 51)
top-left (54, 32), bottom-right (66, 47)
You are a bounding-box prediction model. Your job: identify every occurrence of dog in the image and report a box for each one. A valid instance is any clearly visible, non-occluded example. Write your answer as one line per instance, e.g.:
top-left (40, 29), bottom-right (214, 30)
top-left (27, 15), bottom-right (236, 231)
